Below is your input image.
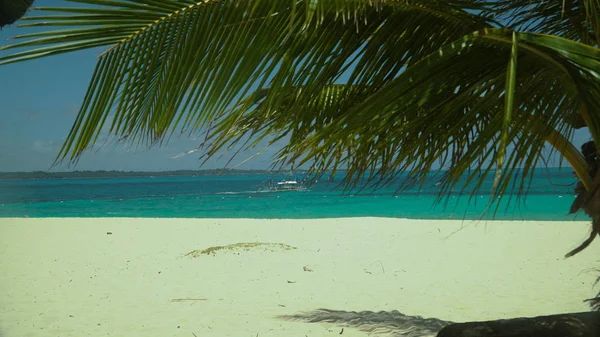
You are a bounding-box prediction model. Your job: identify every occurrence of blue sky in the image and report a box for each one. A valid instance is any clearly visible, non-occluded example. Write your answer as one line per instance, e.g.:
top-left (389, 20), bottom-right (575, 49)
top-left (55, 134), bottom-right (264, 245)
top-left (0, 1), bottom-right (592, 172)
top-left (0, 40), bottom-right (268, 172)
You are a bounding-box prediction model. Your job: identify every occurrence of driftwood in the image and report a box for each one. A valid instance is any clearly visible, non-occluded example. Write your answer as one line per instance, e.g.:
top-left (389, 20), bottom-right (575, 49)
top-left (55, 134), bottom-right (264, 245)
top-left (437, 311), bottom-right (600, 337)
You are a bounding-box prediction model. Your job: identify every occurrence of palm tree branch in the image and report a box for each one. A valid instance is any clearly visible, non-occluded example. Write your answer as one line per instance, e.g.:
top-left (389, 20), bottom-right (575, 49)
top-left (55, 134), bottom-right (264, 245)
top-left (267, 29), bottom-right (593, 201)
top-left (0, 0), bottom-right (497, 163)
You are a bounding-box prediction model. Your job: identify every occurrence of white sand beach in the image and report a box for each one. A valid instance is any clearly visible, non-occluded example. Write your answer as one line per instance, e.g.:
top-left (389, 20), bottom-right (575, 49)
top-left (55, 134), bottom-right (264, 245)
top-left (0, 218), bottom-right (598, 337)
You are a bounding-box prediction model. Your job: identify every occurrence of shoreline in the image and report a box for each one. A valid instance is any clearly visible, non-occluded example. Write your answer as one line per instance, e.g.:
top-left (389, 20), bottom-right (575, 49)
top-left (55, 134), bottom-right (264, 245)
top-left (1, 216), bottom-right (590, 222)
top-left (0, 218), bottom-right (598, 336)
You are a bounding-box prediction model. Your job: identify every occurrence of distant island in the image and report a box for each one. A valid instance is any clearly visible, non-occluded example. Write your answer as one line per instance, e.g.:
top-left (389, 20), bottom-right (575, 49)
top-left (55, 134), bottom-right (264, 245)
top-left (0, 167), bottom-right (572, 181)
top-left (0, 169), bottom-right (288, 180)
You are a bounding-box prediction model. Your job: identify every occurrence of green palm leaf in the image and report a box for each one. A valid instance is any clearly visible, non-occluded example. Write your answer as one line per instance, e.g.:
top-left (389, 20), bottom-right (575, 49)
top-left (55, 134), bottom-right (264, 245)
top-left (0, 0), bottom-right (494, 162)
top-left (203, 28), bottom-right (596, 212)
top-left (494, 0), bottom-right (600, 45)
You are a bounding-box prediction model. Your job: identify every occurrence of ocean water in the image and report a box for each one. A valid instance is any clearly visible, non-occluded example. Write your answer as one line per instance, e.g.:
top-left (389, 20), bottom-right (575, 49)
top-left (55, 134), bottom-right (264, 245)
top-left (0, 168), bottom-right (589, 220)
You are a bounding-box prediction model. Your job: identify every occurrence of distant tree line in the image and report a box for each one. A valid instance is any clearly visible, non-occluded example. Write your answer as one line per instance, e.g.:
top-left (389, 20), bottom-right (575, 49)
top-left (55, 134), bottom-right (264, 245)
top-left (0, 169), bottom-right (275, 180)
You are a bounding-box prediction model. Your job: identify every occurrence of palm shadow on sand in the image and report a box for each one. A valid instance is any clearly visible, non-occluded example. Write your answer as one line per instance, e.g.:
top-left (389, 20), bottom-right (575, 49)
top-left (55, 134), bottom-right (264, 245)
top-left (279, 309), bottom-right (452, 337)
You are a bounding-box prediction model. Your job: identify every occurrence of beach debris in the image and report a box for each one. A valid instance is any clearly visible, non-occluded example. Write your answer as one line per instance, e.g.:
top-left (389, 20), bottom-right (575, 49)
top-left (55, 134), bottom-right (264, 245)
top-left (170, 298), bottom-right (208, 302)
top-left (185, 242), bottom-right (297, 257)
top-left (303, 266), bottom-right (313, 272)
top-left (106, 232), bottom-right (112, 235)
top-left (340, 328), bottom-right (344, 334)
top-left (287, 280), bottom-right (296, 283)
top-left (364, 261), bottom-right (386, 275)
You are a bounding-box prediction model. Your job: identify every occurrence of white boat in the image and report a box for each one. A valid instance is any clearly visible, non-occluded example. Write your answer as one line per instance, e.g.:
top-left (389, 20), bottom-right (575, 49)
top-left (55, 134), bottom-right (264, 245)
top-left (266, 179), bottom-right (307, 192)
top-left (275, 180), bottom-right (299, 190)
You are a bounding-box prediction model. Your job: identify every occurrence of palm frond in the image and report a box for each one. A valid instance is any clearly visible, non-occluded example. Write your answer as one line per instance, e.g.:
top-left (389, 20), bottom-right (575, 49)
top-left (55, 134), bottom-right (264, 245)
top-left (200, 28), bottom-right (596, 213)
top-left (492, 0), bottom-right (600, 45)
top-left (0, 0), bottom-right (494, 163)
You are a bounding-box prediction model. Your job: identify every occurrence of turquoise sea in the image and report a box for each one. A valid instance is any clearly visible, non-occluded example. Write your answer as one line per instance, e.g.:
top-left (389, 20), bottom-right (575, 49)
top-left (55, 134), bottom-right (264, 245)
top-left (0, 168), bottom-right (589, 220)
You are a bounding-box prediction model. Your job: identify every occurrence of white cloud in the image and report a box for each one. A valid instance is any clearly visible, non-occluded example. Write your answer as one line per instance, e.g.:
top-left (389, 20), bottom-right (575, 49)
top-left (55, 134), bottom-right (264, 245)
top-left (32, 140), bottom-right (59, 153)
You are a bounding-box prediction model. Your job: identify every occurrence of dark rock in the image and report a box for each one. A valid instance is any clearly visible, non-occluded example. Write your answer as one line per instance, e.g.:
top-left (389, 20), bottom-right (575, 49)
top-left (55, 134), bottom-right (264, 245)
top-left (437, 311), bottom-right (600, 337)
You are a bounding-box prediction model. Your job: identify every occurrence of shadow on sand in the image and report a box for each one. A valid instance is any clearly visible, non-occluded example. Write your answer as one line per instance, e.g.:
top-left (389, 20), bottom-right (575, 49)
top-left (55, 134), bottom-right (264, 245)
top-left (280, 309), bottom-right (452, 337)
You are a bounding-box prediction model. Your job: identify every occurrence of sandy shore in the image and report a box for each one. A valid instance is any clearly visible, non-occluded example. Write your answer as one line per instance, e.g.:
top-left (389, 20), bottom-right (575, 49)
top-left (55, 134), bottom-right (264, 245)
top-left (0, 218), bottom-right (598, 337)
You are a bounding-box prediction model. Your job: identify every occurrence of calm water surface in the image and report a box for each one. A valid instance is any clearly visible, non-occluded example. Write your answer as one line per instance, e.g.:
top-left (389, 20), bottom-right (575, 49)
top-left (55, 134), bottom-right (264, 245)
top-left (0, 168), bottom-right (585, 220)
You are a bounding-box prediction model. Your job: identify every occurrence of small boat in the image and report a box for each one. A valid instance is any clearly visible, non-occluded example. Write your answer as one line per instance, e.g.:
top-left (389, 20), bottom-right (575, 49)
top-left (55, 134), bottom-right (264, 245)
top-left (264, 179), bottom-right (308, 192)
top-left (261, 165), bottom-right (309, 192)
top-left (274, 180), bottom-right (300, 190)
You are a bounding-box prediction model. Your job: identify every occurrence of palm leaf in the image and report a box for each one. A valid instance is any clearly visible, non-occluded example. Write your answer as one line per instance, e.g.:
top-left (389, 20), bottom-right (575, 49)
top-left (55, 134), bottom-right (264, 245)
top-left (493, 0), bottom-right (600, 45)
top-left (201, 28), bottom-right (595, 214)
top-left (494, 31), bottom-right (518, 196)
top-left (0, 0), bottom-right (494, 162)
